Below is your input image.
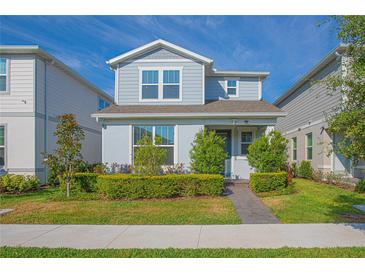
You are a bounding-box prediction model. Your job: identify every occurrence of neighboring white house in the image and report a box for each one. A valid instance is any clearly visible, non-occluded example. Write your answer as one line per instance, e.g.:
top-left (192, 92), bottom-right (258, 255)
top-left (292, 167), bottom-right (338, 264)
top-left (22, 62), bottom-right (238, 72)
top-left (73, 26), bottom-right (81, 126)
top-left (93, 39), bottom-right (285, 179)
top-left (0, 45), bottom-right (113, 182)
top-left (274, 44), bottom-right (364, 179)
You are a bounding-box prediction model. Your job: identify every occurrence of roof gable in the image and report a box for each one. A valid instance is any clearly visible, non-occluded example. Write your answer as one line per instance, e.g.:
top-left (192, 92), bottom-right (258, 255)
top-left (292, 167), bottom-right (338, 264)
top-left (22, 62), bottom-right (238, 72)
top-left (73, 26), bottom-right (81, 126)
top-left (107, 39), bottom-right (213, 68)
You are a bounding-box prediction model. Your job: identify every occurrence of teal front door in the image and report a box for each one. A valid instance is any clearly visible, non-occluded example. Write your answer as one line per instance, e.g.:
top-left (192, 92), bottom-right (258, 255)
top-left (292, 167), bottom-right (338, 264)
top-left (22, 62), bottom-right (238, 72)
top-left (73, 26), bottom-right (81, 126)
top-left (215, 130), bottom-right (232, 178)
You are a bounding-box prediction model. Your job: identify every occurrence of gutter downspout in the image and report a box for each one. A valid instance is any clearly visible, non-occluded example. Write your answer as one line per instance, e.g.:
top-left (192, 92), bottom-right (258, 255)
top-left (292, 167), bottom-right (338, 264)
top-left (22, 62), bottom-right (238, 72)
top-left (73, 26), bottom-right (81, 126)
top-left (44, 61), bottom-right (48, 184)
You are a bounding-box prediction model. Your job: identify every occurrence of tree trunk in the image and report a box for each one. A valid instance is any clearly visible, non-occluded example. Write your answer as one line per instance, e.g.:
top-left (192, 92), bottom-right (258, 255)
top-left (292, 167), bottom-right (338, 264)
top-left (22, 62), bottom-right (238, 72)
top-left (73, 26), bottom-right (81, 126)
top-left (66, 177), bottom-right (70, 198)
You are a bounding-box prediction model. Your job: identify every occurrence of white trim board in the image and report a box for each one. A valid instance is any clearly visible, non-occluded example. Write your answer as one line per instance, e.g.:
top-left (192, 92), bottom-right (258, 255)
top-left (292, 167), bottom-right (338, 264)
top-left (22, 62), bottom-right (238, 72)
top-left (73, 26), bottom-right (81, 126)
top-left (107, 39), bottom-right (213, 67)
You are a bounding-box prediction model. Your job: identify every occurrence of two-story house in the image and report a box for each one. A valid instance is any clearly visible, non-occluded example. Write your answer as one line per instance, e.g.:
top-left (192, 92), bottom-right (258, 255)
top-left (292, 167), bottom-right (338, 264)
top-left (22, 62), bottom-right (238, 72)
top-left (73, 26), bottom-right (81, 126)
top-left (0, 45), bottom-right (113, 182)
top-left (274, 44), bottom-right (364, 179)
top-left (93, 39), bottom-right (285, 179)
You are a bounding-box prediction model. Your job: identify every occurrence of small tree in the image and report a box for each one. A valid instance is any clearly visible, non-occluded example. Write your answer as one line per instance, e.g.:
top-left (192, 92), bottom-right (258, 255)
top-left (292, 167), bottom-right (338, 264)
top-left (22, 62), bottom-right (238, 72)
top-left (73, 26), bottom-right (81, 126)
top-left (51, 114), bottom-right (85, 197)
top-left (247, 130), bottom-right (288, 173)
top-left (190, 129), bottom-right (227, 174)
top-left (133, 135), bottom-right (167, 176)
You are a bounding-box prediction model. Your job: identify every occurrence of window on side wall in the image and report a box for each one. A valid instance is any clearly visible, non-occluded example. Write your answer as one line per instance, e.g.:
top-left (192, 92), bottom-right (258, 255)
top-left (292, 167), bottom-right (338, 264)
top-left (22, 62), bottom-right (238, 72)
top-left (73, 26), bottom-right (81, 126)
top-left (141, 70), bottom-right (159, 99)
top-left (292, 137), bottom-right (297, 161)
top-left (0, 58), bottom-right (8, 93)
top-left (226, 79), bottom-right (238, 97)
top-left (240, 131), bottom-right (253, 156)
top-left (0, 126), bottom-right (5, 167)
top-left (98, 98), bottom-right (110, 110)
top-left (306, 133), bottom-right (313, 160)
top-left (133, 125), bottom-right (175, 165)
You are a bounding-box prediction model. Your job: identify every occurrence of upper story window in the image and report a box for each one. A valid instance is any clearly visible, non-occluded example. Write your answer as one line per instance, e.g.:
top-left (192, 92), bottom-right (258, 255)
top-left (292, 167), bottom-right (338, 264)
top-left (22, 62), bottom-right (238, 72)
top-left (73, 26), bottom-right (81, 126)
top-left (225, 79), bottom-right (239, 97)
top-left (98, 98), bottom-right (110, 110)
top-left (0, 58), bottom-right (9, 93)
top-left (306, 133), bottom-right (313, 160)
top-left (163, 70), bottom-right (180, 99)
top-left (140, 67), bottom-right (182, 101)
top-left (142, 70), bottom-right (159, 99)
top-left (292, 137), bottom-right (297, 161)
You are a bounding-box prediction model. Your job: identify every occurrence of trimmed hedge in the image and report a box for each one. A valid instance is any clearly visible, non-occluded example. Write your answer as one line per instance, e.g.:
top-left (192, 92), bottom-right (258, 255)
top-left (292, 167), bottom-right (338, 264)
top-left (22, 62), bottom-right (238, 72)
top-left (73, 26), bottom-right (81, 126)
top-left (249, 172), bottom-right (288, 193)
top-left (96, 174), bottom-right (224, 199)
top-left (60, 173), bottom-right (99, 193)
top-left (0, 174), bottom-right (39, 194)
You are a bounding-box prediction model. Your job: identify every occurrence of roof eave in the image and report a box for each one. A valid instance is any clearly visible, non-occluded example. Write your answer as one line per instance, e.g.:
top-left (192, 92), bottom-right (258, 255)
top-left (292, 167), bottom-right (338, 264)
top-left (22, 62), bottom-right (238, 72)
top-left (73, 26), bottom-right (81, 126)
top-left (92, 111), bottom-right (287, 119)
top-left (208, 70), bottom-right (270, 79)
top-left (274, 44), bottom-right (348, 106)
top-left (107, 39), bottom-right (213, 68)
top-left (0, 45), bottom-right (113, 102)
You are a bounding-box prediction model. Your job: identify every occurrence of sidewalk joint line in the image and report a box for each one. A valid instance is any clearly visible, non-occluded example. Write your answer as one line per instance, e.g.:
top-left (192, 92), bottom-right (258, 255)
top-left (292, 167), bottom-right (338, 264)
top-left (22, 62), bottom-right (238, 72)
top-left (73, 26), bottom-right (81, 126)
top-left (19, 225), bottom-right (63, 246)
top-left (104, 225), bottom-right (130, 248)
top-left (196, 225), bottom-right (203, 248)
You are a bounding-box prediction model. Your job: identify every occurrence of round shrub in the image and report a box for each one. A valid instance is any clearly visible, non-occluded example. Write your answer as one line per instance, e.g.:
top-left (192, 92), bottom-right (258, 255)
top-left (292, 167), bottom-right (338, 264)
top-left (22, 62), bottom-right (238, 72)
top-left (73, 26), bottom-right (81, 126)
top-left (298, 161), bottom-right (314, 179)
top-left (355, 179), bottom-right (365, 193)
top-left (0, 174), bottom-right (39, 194)
top-left (249, 172), bottom-right (288, 193)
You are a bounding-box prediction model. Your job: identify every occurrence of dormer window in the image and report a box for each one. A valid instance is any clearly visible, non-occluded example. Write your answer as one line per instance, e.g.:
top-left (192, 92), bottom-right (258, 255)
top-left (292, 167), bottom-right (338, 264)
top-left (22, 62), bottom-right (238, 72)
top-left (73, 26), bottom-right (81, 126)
top-left (139, 67), bottom-right (182, 101)
top-left (225, 79), bottom-right (239, 97)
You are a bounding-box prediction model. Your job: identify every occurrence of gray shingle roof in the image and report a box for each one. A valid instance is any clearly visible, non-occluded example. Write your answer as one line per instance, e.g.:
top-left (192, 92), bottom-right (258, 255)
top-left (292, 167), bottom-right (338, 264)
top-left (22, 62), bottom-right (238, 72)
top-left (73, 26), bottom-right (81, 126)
top-left (95, 100), bottom-right (283, 116)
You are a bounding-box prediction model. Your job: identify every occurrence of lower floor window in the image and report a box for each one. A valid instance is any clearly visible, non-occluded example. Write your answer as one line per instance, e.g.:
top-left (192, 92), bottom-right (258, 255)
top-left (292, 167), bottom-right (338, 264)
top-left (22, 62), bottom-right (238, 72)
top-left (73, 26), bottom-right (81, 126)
top-left (0, 126), bottom-right (5, 167)
top-left (240, 131), bottom-right (253, 156)
top-left (133, 125), bottom-right (175, 165)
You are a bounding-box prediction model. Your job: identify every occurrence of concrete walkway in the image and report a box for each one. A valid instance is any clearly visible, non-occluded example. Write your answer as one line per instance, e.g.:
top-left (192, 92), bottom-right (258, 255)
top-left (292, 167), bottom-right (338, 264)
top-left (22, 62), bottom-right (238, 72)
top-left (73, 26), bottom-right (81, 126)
top-left (1, 223), bottom-right (365, 249)
top-left (225, 181), bottom-right (279, 224)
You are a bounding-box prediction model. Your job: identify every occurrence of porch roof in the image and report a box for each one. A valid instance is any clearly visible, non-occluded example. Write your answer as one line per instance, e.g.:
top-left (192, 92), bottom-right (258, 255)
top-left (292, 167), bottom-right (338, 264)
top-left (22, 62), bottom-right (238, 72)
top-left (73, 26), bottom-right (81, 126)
top-left (92, 100), bottom-right (286, 119)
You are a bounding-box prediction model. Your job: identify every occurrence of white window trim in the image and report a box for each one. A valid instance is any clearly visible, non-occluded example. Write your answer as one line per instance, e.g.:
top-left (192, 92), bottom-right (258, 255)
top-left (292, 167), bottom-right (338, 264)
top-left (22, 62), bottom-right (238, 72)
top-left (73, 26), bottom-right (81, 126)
top-left (292, 137), bottom-right (297, 161)
top-left (305, 133), bottom-right (313, 161)
top-left (0, 58), bottom-right (10, 94)
top-left (237, 128), bottom-right (256, 159)
top-left (132, 125), bottom-right (176, 166)
top-left (224, 78), bottom-right (239, 98)
top-left (0, 124), bottom-right (6, 168)
top-left (138, 67), bottom-right (183, 102)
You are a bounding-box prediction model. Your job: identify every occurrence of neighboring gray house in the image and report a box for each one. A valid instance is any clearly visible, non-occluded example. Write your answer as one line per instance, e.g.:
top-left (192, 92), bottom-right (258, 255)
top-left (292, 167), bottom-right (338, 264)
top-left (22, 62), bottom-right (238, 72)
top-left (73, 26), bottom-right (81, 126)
top-left (93, 39), bottom-right (285, 179)
top-left (274, 44), bottom-right (364, 179)
top-left (0, 46), bottom-right (113, 182)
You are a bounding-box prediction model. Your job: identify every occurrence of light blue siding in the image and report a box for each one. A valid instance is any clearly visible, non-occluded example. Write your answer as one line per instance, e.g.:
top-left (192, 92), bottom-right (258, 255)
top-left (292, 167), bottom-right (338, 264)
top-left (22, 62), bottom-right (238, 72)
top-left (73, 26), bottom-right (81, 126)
top-left (205, 76), bottom-right (260, 101)
top-left (117, 48), bottom-right (204, 105)
top-left (129, 48), bottom-right (186, 60)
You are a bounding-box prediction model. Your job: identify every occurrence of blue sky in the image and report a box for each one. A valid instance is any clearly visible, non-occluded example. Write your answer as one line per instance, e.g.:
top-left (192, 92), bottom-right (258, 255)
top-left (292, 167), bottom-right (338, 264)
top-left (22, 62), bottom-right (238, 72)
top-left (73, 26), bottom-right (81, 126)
top-left (0, 16), bottom-right (340, 102)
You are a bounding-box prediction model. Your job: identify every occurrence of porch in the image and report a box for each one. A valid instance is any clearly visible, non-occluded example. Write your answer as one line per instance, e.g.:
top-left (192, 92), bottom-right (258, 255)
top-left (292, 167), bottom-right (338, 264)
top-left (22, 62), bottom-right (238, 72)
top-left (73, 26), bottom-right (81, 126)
top-left (206, 125), bottom-right (270, 179)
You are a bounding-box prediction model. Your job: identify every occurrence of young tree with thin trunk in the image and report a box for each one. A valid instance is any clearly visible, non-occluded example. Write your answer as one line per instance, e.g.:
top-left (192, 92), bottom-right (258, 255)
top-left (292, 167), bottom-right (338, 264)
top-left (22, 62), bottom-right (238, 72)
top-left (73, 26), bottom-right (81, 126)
top-left (53, 114), bottom-right (85, 197)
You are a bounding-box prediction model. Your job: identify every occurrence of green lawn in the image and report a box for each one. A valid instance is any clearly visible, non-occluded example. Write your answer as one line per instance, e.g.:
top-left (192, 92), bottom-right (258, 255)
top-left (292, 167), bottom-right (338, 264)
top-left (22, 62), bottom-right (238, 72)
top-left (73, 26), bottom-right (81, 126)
top-left (1, 246), bottom-right (364, 258)
top-left (0, 189), bottom-right (240, 225)
top-left (260, 178), bottom-right (365, 223)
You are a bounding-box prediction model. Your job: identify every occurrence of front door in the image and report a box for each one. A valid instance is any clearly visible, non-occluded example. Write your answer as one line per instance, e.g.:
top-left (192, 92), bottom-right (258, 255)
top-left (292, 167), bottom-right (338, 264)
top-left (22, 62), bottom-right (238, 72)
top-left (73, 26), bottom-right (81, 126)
top-left (215, 130), bottom-right (232, 178)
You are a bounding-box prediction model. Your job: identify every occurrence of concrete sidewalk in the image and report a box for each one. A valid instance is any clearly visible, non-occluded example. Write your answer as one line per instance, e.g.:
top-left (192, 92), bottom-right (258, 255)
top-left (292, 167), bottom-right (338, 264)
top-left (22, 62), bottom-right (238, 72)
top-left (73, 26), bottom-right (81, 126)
top-left (1, 223), bottom-right (365, 249)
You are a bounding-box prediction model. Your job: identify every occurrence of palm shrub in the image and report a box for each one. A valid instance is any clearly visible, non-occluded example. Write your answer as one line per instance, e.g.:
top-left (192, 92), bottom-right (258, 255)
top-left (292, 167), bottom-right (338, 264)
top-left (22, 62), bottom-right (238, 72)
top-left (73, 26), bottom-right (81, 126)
top-left (189, 129), bottom-right (227, 174)
top-left (247, 130), bottom-right (288, 172)
top-left (298, 161), bottom-right (314, 179)
top-left (133, 135), bottom-right (167, 176)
